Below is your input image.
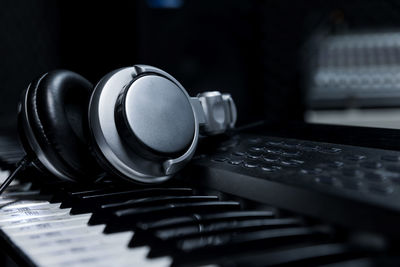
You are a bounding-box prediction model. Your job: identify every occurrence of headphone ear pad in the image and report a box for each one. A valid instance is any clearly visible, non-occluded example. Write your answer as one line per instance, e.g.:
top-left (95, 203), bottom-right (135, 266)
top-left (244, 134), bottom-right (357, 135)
top-left (21, 70), bottom-right (102, 181)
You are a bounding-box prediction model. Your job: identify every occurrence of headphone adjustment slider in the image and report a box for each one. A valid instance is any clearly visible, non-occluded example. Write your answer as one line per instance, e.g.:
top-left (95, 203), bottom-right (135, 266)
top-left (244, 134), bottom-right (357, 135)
top-left (197, 91), bottom-right (237, 135)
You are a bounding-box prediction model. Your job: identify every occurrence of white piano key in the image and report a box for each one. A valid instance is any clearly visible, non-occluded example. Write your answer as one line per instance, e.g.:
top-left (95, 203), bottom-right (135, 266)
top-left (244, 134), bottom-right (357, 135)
top-left (0, 203), bottom-right (61, 215)
top-left (35, 247), bottom-right (132, 266)
top-left (65, 247), bottom-right (172, 267)
top-left (31, 236), bottom-right (133, 264)
top-left (0, 212), bottom-right (85, 228)
top-left (0, 199), bottom-right (51, 209)
top-left (98, 253), bottom-right (172, 267)
top-left (28, 231), bottom-right (133, 255)
top-left (0, 207), bottom-right (71, 223)
top-left (0, 202), bottom-right (59, 213)
top-left (43, 247), bottom-right (151, 267)
top-left (2, 213), bottom-right (91, 234)
top-left (0, 198), bottom-right (17, 206)
top-left (10, 224), bottom-right (106, 244)
top-left (15, 227), bottom-right (108, 257)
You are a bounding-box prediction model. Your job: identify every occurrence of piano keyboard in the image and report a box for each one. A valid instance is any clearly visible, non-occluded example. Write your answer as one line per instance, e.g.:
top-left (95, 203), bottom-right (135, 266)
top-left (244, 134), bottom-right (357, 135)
top-left (0, 170), bottom-right (394, 266)
top-left (0, 185), bottom-right (170, 266)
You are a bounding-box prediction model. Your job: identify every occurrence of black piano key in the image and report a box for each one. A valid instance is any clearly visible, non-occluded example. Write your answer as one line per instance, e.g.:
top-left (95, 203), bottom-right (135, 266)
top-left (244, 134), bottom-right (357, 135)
top-left (51, 184), bottom-right (117, 204)
top-left (155, 217), bottom-right (303, 241)
top-left (149, 226), bottom-right (331, 257)
top-left (141, 218), bottom-right (305, 255)
top-left (59, 185), bottom-right (141, 208)
top-left (57, 184), bottom-right (137, 207)
top-left (88, 195), bottom-right (217, 224)
top-left (100, 192), bottom-right (205, 210)
top-left (104, 201), bottom-right (241, 233)
top-left (138, 210), bottom-right (276, 230)
top-left (131, 210), bottom-right (278, 247)
top-left (183, 226), bottom-right (330, 252)
top-left (70, 188), bottom-right (195, 214)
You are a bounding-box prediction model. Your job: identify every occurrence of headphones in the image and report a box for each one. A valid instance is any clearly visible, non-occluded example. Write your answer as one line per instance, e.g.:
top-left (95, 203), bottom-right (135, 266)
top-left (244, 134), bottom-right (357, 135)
top-left (1, 65), bottom-right (236, 192)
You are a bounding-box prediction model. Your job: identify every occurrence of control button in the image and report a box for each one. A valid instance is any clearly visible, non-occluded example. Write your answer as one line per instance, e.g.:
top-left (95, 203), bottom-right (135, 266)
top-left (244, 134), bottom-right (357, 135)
top-left (212, 157), bottom-right (228, 162)
top-left (248, 137), bottom-right (263, 144)
top-left (381, 155), bottom-right (400, 162)
top-left (227, 160), bottom-right (242, 166)
top-left (264, 148), bottom-right (281, 155)
top-left (271, 165), bottom-right (282, 170)
top-left (289, 159), bottom-right (305, 165)
top-left (262, 155), bottom-right (279, 163)
top-left (266, 141), bottom-right (283, 146)
top-left (327, 161), bottom-right (345, 169)
top-left (281, 141), bottom-right (299, 149)
top-left (232, 151), bottom-right (246, 157)
top-left (280, 160), bottom-right (300, 167)
top-left (249, 146), bottom-right (264, 152)
top-left (246, 151), bottom-right (262, 160)
top-left (360, 161), bottom-right (382, 169)
top-left (259, 165), bottom-right (276, 172)
top-left (243, 161), bottom-right (258, 168)
top-left (344, 155), bottom-right (367, 161)
top-left (281, 150), bottom-right (301, 157)
top-left (299, 144), bottom-right (320, 151)
top-left (319, 147), bottom-right (342, 154)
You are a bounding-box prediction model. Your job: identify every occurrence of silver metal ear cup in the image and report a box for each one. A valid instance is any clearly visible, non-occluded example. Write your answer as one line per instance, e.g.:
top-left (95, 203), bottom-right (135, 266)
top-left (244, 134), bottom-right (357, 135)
top-left (88, 65), bottom-right (201, 184)
top-left (114, 74), bottom-right (195, 157)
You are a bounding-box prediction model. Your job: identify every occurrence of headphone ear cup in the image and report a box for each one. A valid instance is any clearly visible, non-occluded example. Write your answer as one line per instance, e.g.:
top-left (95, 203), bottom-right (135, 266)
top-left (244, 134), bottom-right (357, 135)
top-left (88, 65), bottom-right (200, 184)
top-left (19, 70), bottom-right (103, 182)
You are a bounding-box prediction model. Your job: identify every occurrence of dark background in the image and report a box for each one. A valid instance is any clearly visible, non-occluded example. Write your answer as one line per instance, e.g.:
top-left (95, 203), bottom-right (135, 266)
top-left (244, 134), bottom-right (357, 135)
top-left (2, 0), bottom-right (400, 131)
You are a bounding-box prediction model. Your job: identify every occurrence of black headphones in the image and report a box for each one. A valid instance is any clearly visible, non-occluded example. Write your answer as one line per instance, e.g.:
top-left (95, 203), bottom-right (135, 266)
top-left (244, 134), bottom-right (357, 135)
top-left (1, 65), bottom-right (236, 193)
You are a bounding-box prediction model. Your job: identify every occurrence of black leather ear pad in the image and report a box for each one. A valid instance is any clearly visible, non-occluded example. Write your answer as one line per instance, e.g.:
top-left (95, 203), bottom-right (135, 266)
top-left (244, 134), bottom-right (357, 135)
top-left (23, 70), bottom-right (103, 181)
